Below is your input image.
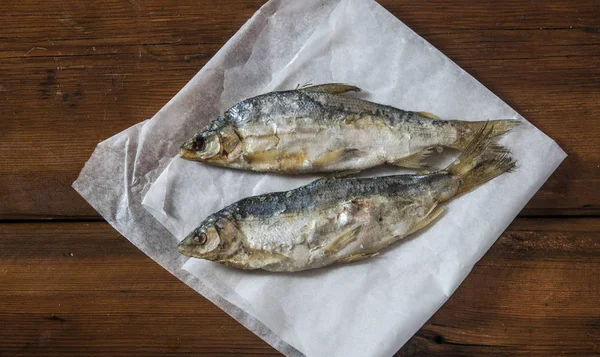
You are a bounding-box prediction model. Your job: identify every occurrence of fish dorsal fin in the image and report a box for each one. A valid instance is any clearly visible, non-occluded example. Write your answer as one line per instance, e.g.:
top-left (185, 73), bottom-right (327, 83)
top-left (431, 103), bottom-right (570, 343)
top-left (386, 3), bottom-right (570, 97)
top-left (417, 111), bottom-right (440, 119)
top-left (299, 83), bottom-right (362, 95)
top-left (312, 169), bottom-right (361, 185)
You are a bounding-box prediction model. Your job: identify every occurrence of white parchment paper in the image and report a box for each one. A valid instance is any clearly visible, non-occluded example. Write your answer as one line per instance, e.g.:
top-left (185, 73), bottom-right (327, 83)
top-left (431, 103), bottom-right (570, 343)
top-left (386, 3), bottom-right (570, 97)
top-left (73, 1), bottom-right (566, 356)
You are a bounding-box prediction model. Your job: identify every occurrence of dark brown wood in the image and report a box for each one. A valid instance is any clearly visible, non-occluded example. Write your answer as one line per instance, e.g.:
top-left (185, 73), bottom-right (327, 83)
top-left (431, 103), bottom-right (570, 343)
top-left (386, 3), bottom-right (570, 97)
top-left (1, 1), bottom-right (599, 356)
top-left (0, 0), bottom-right (598, 219)
top-left (0, 221), bottom-right (280, 356)
top-left (399, 217), bottom-right (600, 356)
top-left (0, 0), bottom-right (266, 219)
top-left (1, 218), bottom-right (598, 356)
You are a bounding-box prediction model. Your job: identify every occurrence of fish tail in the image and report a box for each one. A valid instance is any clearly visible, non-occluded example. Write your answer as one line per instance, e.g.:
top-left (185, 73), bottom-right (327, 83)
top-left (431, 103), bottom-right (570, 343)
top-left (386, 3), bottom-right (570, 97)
top-left (449, 119), bottom-right (519, 150)
top-left (445, 122), bottom-right (516, 197)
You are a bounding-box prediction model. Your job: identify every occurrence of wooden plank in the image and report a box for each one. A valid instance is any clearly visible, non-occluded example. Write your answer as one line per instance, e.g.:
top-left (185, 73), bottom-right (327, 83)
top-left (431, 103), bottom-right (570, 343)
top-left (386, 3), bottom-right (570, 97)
top-left (0, 0), bottom-right (598, 219)
top-left (0, 0), bottom-right (266, 219)
top-left (399, 217), bottom-right (600, 356)
top-left (0, 221), bottom-right (280, 356)
top-left (1, 218), bottom-right (598, 356)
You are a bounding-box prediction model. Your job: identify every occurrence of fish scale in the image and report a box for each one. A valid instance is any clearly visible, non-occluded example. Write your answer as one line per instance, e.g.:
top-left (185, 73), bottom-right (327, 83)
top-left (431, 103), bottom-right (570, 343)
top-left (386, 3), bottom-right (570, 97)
top-left (180, 83), bottom-right (517, 173)
top-left (176, 86), bottom-right (517, 272)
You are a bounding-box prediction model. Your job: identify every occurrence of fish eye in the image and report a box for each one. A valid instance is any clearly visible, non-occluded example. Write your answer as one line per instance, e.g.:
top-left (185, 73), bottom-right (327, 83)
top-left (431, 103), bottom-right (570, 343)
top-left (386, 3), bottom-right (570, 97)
top-left (192, 137), bottom-right (206, 151)
top-left (193, 233), bottom-right (207, 245)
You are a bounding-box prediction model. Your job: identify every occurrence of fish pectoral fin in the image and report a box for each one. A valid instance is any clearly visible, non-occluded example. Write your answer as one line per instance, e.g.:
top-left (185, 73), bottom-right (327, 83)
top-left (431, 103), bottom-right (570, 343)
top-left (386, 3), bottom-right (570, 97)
top-left (324, 225), bottom-right (362, 255)
top-left (314, 148), bottom-right (361, 168)
top-left (250, 249), bottom-right (289, 266)
top-left (406, 205), bottom-right (447, 236)
top-left (417, 111), bottom-right (440, 119)
top-left (220, 127), bottom-right (243, 160)
top-left (223, 249), bottom-right (288, 270)
top-left (217, 259), bottom-right (258, 270)
top-left (337, 251), bottom-right (380, 264)
top-left (243, 149), bottom-right (283, 163)
top-left (299, 83), bottom-right (362, 95)
top-left (243, 150), bottom-right (306, 172)
top-left (393, 147), bottom-right (439, 169)
top-left (217, 250), bottom-right (287, 270)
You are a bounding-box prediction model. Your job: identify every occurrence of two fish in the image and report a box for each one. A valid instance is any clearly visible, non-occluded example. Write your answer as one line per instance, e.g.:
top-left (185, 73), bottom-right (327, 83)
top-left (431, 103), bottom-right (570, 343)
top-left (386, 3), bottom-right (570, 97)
top-left (177, 83), bottom-right (517, 272)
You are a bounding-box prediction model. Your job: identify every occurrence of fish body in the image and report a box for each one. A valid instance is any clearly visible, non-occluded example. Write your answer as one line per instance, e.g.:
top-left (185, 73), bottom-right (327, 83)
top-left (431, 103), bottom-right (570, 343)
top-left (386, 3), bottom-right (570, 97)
top-left (180, 83), bottom-right (517, 173)
top-left (178, 125), bottom-right (515, 272)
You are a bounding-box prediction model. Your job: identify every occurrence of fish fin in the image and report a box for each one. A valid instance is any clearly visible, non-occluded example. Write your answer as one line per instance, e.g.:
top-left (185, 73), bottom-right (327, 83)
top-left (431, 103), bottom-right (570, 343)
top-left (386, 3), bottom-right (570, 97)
top-left (450, 119), bottom-right (519, 150)
top-left (295, 80), bottom-right (314, 89)
top-left (299, 83), bottom-right (362, 95)
top-left (220, 127), bottom-right (243, 160)
top-left (313, 170), bottom-right (361, 185)
top-left (318, 169), bottom-right (362, 181)
top-left (243, 149), bottom-right (283, 163)
top-left (219, 250), bottom-right (288, 270)
top-left (218, 259), bottom-right (259, 270)
top-left (249, 250), bottom-right (289, 266)
top-left (313, 148), bottom-right (361, 168)
top-left (324, 225), bottom-right (362, 255)
top-left (445, 122), bottom-right (516, 197)
top-left (417, 111), bottom-right (440, 119)
top-left (393, 147), bottom-right (438, 169)
top-left (279, 152), bottom-right (307, 172)
top-left (337, 251), bottom-right (380, 264)
top-left (338, 205), bottom-right (446, 264)
top-left (243, 150), bottom-right (306, 172)
top-left (405, 205), bottom-right (447, 236)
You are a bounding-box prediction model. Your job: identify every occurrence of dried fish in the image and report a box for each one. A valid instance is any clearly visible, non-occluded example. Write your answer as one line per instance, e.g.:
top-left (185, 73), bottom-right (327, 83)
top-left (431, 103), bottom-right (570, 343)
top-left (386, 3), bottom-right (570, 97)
top-left (178, 124), bottom-right (515, 272)
top-left (180, 83), bottom-right (517, 173)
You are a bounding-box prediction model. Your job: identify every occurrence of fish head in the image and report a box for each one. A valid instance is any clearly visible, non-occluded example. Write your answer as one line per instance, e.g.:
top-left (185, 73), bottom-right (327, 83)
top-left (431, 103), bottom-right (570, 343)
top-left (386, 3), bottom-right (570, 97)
top-left (178, 224), bottom-right (222, 259)
top-left (179, 125), bottom-right (243, 163)
top-left (179, 130), bottom-right (222, 161)
top-left (178, 216), bottom-right (243, 261)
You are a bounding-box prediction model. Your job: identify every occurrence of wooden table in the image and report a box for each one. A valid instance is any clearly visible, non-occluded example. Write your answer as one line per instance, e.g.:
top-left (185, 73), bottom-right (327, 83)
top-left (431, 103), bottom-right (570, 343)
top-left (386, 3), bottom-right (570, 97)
top-left (1, 1), bottom-right (598, 356)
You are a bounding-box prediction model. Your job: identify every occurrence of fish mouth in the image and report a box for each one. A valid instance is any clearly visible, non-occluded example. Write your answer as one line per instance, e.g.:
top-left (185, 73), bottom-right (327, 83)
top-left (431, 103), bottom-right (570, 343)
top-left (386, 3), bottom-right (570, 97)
top-left (177, 235), bottom-right (203, 258)
top-left (177, 239), bottom-right (195, 257)
top-left (179, 147), bottom-right (200, 160)
top-left (179, 137), bottom-right (198, 159)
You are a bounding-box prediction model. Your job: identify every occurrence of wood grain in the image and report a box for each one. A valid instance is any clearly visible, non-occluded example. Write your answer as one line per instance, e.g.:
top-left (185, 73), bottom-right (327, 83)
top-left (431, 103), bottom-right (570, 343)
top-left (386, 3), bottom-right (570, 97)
top-left (0, 221), bottom-right (280, 357)
top-left (399, 217), bottom-right (600, 356)
top-left (0, 0), bottom-right (598, 219)
top-left (1, 1), bottom-right (599, 356)
top-left (1, 218), bottom-right (598, 356)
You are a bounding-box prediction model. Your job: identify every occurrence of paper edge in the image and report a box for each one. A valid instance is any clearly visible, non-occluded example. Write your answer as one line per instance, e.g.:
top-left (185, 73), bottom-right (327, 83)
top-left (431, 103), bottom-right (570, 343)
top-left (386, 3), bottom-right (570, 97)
top-left (71, 0), bottom-right (569, 355)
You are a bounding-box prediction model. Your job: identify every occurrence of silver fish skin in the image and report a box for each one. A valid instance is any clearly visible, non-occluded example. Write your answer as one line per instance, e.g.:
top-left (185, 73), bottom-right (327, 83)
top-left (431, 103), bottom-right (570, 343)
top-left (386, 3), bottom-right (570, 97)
top-left (178, 125), bottom-right (515, 272)
top-left (179, 83), bottom-right (517, 173)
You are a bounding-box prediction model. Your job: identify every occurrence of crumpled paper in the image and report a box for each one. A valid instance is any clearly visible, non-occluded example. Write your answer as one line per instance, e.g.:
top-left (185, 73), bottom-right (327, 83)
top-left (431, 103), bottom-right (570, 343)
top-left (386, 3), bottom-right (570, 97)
top-left (73, 0), bottom-right (567, 356)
